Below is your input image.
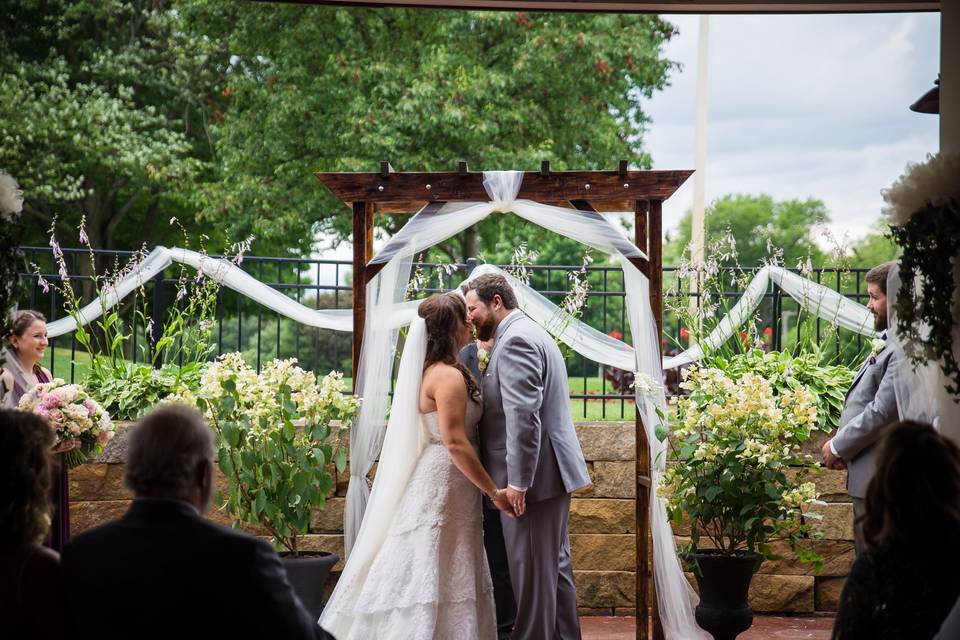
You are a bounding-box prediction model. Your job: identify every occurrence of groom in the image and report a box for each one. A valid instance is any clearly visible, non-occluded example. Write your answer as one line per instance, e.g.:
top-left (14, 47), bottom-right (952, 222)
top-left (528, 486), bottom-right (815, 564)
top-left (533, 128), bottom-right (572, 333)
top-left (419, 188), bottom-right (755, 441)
top-left (463, 274), bottom-right (591, 640)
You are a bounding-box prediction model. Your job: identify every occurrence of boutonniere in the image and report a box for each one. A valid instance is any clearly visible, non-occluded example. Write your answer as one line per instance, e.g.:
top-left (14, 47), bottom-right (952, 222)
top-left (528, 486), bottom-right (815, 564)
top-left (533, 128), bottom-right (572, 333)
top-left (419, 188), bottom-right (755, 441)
top-left (868, 337), bottom-right (886, 365)
top-left (477, 347), bottom-right (490, 374)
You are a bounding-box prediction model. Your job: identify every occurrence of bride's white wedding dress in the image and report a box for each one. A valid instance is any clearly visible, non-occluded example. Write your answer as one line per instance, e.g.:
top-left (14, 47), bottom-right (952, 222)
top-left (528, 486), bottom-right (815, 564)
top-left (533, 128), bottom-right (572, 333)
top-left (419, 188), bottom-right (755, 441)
top-left (320, 399), bottom-right (497, 640)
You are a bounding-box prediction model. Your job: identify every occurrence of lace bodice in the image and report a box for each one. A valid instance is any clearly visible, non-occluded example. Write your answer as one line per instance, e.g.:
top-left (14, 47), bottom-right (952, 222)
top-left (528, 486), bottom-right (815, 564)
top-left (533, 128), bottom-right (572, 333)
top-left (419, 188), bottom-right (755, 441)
top-left (421, 399), bottom-right (483, 445)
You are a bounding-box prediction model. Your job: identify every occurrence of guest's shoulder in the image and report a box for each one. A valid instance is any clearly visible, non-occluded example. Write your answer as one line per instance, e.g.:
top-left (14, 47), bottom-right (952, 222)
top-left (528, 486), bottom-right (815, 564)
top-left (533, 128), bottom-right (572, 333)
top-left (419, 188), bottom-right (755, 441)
top-left (195, 516), bottom-right (272, 552)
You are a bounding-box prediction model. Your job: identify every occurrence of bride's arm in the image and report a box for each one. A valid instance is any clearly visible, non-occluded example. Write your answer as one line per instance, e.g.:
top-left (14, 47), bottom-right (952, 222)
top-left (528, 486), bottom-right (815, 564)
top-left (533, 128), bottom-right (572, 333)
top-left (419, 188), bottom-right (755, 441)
top-left (432, 367), bottom-right (514, 516)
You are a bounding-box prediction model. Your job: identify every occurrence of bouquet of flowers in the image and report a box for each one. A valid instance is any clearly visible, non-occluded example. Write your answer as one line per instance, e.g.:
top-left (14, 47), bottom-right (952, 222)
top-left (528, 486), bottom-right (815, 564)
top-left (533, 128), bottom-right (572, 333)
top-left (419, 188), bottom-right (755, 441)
top-left (19, 379), bottom-right (115, 469)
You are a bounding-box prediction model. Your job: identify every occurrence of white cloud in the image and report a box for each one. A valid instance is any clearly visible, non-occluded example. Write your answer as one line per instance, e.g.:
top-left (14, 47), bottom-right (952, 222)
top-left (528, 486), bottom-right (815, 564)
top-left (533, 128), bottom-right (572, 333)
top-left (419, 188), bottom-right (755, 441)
top-left (643, 12), bottom-right (941, 243)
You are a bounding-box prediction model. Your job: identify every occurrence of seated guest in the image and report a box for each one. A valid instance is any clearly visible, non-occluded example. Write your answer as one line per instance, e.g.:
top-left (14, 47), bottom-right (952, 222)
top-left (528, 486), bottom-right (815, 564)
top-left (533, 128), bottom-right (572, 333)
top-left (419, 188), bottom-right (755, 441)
top-left (0, 409), bottom-right (63, 639)
top-left (832, 420), bottom-right (960, 640)
top-left (61, 406), bottom-right (324, 640)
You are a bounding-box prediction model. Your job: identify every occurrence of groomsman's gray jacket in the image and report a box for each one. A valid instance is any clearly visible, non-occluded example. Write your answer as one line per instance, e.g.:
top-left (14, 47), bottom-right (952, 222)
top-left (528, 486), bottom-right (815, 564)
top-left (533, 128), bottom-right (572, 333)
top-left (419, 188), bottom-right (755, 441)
top-left (478, 311), bottom-right (591, 503)
top-left (832, 339), bottom-right (900, 499)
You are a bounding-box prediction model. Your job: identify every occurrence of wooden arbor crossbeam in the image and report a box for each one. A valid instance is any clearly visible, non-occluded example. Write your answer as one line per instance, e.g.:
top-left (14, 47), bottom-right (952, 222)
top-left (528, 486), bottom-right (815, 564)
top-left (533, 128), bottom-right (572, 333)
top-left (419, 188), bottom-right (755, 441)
top-left (314, 163), bottom-right (691, 640)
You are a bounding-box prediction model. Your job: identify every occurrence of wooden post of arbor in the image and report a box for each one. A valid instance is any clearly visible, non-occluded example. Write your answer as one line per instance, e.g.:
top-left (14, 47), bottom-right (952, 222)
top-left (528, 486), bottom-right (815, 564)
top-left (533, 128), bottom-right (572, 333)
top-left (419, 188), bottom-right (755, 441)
top-left (351, 201), bottom-right (374, 389)
top-left (314, 163), bottom-right (688, 632)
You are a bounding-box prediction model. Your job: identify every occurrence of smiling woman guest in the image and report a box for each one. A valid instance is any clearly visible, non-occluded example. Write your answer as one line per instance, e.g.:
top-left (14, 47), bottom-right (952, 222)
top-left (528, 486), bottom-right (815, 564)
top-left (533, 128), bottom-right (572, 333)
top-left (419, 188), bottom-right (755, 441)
top-left (1, 310), bottom-right (52, 408)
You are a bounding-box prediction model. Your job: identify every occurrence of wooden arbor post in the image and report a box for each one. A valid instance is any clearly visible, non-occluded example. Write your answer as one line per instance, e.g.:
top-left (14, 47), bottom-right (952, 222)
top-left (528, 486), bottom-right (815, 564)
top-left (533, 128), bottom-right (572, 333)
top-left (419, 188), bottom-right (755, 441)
top-left (315, 164), bottom-right (689, 638)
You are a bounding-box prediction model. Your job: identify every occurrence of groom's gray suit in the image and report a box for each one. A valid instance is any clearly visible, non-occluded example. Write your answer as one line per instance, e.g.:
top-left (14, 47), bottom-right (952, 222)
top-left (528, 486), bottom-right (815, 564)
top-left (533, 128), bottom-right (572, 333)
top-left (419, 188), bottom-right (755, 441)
top-left (480, 310), bottom-right (591, 640)
top-left (831, 335), bottom-right (899, 553)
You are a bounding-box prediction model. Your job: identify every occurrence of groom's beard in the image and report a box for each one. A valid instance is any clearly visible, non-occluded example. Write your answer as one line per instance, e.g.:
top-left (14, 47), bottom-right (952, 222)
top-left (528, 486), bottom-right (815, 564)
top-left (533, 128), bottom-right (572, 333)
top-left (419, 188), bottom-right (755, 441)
top-left (874, 309), bottom-right (887, 332)
top-left (474, 315), bottom-right (497, 341)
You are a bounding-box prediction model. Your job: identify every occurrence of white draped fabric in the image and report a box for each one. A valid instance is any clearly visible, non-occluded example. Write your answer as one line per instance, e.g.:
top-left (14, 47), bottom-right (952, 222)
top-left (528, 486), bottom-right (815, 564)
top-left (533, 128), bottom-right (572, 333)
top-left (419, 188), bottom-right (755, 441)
top-left (343, 171), bottom-right (706, 639)
top-left (663, 265), bottom-right (879, 369)
top-left (320, 317), bottom-right (431, 637)
top-left (44, 246), bottom-right (353, 338)
top-left (887, 266), bottom-right (960, 439)
top-left (44, 247), bottom-right (878, 378)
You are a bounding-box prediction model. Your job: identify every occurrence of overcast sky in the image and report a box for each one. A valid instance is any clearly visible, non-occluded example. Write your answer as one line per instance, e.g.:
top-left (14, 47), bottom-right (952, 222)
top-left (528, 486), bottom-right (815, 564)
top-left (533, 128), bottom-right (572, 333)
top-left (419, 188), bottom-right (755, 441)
top-left (643, 12), bottom-right (941, 244)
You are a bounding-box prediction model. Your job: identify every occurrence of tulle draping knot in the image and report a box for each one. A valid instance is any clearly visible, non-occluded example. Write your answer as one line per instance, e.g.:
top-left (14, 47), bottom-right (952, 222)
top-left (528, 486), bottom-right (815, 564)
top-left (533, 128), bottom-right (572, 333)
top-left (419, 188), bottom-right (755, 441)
top-left (482, 170), bottom-right (524, 207)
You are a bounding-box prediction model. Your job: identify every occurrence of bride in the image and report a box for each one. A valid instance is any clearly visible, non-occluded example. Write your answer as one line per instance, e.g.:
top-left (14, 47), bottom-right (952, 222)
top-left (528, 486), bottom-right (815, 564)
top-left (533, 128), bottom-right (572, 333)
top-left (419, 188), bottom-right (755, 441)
top-left (320, 292), bottom-right (513, 640)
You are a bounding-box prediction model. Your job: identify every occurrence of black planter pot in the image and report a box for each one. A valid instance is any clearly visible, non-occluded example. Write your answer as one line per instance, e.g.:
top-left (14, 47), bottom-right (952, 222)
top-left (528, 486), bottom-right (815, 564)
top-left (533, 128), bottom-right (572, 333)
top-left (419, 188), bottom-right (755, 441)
top-left (281, 551), bottom-right (339, 619)
top-left (693, 551), bottom-right (758, 640)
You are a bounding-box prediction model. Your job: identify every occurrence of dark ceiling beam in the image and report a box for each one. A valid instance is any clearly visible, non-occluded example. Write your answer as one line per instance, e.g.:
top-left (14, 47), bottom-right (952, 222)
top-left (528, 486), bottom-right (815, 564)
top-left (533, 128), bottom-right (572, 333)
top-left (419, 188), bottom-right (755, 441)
top-left (263, 0), bottom-right (938, 14)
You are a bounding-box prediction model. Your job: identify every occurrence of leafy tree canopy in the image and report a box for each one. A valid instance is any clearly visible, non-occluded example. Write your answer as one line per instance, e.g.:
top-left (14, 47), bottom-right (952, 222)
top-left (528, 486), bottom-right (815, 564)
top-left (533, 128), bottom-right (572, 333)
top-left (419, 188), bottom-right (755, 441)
top-left (180, 3), bottom-right (678, 258)
top-left (664, 194), bottom-right (830, 270)
top-left (1, 0), bottom-right (223, 250)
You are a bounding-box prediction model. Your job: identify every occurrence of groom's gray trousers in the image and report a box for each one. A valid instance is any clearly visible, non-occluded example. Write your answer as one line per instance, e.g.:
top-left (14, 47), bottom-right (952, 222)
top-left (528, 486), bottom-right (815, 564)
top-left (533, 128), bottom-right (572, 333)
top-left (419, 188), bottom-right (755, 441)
top-left (500, 492), bottom-right (579, 640)
top-left (478, 313), bottom-right (590, 640)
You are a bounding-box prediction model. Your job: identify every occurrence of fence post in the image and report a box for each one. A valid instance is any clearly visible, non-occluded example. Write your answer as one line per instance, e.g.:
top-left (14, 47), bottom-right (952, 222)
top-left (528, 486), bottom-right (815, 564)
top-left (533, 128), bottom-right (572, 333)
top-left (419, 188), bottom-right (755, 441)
top-left (465, 257), bottom-right (477, 278)
top-left (150, 271), bottom-right (164, 368)
top-left (771, 283), bottom-right (783, 351)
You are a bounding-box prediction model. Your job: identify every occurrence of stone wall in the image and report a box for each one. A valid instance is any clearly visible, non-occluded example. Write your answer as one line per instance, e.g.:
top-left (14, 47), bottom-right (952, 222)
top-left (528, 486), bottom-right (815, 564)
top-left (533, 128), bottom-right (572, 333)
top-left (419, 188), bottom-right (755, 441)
top-left (69, 422), bottom-right (852, 614)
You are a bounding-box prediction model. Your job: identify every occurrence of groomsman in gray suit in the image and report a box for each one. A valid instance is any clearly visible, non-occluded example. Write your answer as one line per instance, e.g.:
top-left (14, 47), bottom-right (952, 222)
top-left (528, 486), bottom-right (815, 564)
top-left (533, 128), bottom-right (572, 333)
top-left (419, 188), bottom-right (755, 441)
top-left (822, 261), bottom-right (900, 554)
top-left (463, 274), bottom-right (591, 640)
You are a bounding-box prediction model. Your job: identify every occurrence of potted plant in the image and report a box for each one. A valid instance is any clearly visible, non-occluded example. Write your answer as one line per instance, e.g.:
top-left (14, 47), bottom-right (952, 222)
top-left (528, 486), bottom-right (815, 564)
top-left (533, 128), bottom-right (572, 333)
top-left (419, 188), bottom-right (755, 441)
top-left (658, 365), bottom-right (825, 640)
top-left (190, 352), bottom-right (359, 618)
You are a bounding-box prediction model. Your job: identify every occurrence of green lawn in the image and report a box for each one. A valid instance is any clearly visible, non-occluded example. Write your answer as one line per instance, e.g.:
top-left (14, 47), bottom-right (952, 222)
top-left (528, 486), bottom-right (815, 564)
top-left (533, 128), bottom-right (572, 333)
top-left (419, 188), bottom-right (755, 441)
top-left (43, 348), bottom-right (94, 382)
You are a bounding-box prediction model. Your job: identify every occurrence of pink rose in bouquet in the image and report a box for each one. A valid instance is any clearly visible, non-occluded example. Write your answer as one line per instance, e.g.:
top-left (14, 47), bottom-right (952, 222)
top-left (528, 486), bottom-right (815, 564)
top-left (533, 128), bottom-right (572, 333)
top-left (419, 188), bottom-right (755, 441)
top-left (18, 379), bottom-right (115, 469)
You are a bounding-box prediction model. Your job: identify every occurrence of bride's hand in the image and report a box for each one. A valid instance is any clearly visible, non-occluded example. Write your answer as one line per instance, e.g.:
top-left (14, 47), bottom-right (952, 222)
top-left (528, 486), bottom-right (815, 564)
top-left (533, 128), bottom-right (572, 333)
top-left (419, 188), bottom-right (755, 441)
top-left (491, 489), bottom-right (517, 519)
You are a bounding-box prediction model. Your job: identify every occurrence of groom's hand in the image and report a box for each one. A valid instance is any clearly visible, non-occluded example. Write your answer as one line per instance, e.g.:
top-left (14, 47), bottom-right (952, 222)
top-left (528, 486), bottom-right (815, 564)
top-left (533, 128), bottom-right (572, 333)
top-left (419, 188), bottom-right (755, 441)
top-left (822, 439), bottom-right (847, 470)
top-left (504, 486), bottom-right (526, 517)
top-left (492, 489), bottom-right (517, 519)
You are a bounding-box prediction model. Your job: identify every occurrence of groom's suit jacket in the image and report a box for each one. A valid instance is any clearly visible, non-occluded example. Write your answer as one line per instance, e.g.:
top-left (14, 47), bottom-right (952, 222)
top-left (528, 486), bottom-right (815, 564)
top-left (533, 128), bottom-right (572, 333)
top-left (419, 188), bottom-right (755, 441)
top-left (832, 339), bottom-right (900, 499)
top-left (479, 311), bottom-right (590, 503)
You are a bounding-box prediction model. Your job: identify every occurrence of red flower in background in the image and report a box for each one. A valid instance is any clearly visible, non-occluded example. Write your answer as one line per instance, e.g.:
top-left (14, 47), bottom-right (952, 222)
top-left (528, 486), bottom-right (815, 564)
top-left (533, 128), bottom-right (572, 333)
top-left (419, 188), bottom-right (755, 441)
top-left (679, 327), bottom-right (690, 339)
top-left (739, 331), bottom-right (749, 342)
top-left (609, 330), bottom-right (623, 341)
top-left (763, 327), bottom-right (773, 338)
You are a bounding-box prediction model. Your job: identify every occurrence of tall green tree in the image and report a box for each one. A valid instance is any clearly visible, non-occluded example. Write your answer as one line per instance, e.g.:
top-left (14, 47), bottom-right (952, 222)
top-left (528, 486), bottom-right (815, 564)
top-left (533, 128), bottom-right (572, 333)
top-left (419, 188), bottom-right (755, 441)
top-left (664, 194), bottom-right (829, 269)
top-left (847, 222), bottom-right (900, 268)
top-left (1, 0), bottom-right (223, 250)
top-left (181, 4), bottom-right (678, 258)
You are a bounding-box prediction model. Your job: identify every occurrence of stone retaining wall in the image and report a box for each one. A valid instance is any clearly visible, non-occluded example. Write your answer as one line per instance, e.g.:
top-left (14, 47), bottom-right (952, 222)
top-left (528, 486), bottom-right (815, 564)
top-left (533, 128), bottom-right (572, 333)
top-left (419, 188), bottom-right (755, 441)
top-left (70, 422), bottom-right (852, 614)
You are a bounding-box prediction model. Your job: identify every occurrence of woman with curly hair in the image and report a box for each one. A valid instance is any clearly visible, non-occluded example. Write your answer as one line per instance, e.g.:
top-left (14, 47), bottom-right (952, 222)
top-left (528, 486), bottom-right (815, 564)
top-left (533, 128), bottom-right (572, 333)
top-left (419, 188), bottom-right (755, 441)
top-left (0, 408), bottom-right (63, 638)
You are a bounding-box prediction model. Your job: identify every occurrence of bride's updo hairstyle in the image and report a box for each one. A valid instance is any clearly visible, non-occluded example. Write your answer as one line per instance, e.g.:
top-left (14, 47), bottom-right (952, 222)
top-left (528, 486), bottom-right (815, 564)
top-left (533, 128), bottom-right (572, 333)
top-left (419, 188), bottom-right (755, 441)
top-left (418, 293), bottom-right (480, 402)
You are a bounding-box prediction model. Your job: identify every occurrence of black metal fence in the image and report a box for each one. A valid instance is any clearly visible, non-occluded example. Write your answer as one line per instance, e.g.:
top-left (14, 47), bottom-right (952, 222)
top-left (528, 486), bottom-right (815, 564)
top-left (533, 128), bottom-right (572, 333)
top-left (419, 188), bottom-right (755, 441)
top-left (18, 247), bottom-right (871, 420)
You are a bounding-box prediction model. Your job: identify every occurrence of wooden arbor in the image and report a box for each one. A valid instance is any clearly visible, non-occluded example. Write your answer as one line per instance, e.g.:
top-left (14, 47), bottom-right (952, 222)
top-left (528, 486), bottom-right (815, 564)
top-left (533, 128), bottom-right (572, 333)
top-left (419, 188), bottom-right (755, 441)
top-left (314, 162), bottom-right (691, 640)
